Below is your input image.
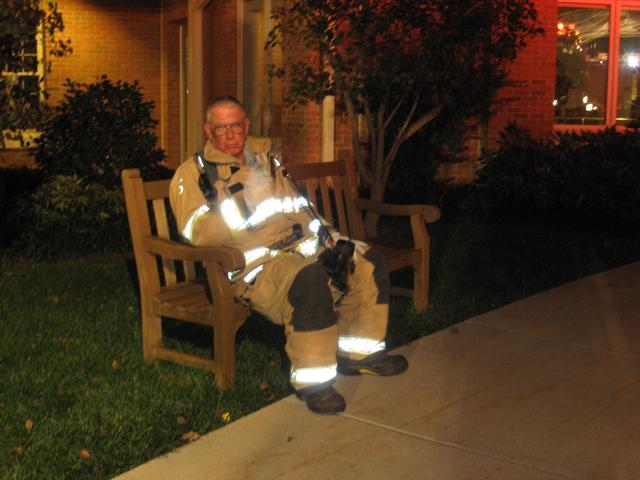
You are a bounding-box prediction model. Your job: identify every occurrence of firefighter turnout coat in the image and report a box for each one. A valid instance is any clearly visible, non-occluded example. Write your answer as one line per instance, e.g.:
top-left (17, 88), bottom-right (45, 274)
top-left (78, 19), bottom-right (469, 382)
top-left (169, 137), bottom-right (391, 391)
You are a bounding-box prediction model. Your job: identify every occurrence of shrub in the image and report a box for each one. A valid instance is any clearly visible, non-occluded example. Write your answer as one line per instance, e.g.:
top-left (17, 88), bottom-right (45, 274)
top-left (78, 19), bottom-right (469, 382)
top-left (33, 76), bottom-right (165, 188)
top-left (476, 124), bottom-right (640, 230)
top-left (12, 175), bottom-right (129, 257)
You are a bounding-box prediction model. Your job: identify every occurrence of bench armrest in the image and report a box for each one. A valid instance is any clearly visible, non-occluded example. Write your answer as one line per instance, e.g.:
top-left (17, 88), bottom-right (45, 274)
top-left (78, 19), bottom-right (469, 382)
top-left (142, 236), bottom-right (245, 272)
top-left (353, 198), bottom-right (441, 223)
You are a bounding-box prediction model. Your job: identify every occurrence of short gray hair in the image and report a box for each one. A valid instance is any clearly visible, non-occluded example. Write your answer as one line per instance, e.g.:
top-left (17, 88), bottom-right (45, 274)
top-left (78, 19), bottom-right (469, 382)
top-left (205, 95), bottom-right (246, 123)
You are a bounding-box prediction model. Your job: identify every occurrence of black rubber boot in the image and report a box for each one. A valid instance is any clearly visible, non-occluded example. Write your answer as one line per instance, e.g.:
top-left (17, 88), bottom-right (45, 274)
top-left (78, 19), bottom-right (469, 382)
top-left (337, 351), bottom-right (408, 376)
top-left (296, 384), bottom-right (346, 414)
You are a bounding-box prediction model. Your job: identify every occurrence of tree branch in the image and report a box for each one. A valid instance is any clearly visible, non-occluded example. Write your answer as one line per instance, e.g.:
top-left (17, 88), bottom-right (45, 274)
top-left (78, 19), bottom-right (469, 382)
top-left (363, 98), bottom-right (377, 168)
top-left (401, 105), bottom-right (442, 142)
top-left (375, 101), bottom-right (386, 183)
top-left (343, 90), bottom-right (374, 186)
top-left (383, 95), bottom-right (419, 172)
top-left (384, 91), bottom-right (408, 130)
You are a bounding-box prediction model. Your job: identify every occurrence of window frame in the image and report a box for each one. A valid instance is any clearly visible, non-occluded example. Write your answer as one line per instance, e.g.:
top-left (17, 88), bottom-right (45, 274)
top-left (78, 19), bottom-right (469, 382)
top-left (237, 0), bottom-right (283, 143)
top-left (554, 0), bottom-right (640, 131)
top-left (1, 25), bottom-right (45, 149)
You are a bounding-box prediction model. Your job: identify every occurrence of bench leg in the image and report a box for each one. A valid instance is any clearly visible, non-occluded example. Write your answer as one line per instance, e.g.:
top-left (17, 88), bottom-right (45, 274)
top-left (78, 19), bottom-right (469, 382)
top-left (213, 312), bottom-right (239, 389)
top-left (410, 214), bottom-right (431, 312)
top-left (413, 264), bottom-right (429, 312)
top-left (141, 308), bottom-right (162, 363)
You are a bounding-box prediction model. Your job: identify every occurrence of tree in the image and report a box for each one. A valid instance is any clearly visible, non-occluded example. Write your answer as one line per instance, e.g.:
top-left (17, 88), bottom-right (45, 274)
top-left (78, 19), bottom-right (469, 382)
top-left (268, 0), bottom-right (543, 234)
top-left (0, 0), bottom-right (72, 147)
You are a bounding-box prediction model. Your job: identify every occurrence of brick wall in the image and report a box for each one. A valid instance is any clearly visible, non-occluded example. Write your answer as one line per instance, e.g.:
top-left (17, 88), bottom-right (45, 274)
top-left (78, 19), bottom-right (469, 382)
top-left (0, 150), bottom-right (34, 168)
top-left (203, 0), bottom-right (238, 104)
top-left (48, 0), bottom-right (162, 113)
top-left (488, 0), bottom-right (557, 147)
top-left (438, 0), bottom-right (558, 183)
top-left (281, 102), bottom-right (322, 164)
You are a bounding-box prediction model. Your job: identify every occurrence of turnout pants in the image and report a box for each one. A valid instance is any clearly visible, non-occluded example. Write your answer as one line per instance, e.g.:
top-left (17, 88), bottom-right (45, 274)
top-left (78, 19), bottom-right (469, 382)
top-left (235, 247), bottom-right (391, 391)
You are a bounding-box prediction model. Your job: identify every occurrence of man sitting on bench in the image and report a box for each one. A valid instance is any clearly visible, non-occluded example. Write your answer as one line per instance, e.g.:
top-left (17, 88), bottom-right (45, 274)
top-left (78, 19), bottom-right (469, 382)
top-left (169, 95), bottom-right (407, 414)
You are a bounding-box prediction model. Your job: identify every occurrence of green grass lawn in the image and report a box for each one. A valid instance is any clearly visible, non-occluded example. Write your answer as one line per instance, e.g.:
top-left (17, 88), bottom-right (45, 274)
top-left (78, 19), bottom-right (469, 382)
top-left (2, 219), bottom-right (640, 479)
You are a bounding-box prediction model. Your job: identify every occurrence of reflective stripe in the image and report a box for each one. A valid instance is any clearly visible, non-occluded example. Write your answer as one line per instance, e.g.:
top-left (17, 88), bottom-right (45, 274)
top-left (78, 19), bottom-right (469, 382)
top-left (220, 198), bottom-right (245, 230)
top-left (296, 236), bottom-right (320, 257)
top-left (245, 197), bottom-right (280, 228)
top-left (182, 204), bottom-right (210, 242)
top-left (228, 247), bottom-right (281, 282)
top-left (308, 218), bottom-right (322, 234)
top-left (290, 363), bottom-right (337, 385)
top-left (243, 264), bottom-right (264, 283)
top-left (338, 336), bottom-right (386, 356)
top-left (245, 196), bottom-right (309, 229)
top-left (244, 247), bottom-right (270, 264)
top-left (220, 194), bottom-right (310, 232)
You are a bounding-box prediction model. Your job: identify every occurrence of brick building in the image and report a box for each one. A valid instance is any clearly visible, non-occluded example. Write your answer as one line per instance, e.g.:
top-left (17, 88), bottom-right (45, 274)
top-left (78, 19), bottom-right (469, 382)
top-left (2, 0), bottom-right (639, 182)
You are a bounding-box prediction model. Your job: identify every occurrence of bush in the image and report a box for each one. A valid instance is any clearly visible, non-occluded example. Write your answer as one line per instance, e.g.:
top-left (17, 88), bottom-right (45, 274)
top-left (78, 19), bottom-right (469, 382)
top-left (33, 76), bottom-right (165, 188)
top-left (12, 175), bottom-right (129, 257)
top-left (475, 124), bottom-right (640, 230)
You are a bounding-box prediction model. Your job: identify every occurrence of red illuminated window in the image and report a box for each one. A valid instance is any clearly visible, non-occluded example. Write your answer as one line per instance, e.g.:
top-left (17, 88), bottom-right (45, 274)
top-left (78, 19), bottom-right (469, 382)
top-left (555, 1), bottom-right (640, 128)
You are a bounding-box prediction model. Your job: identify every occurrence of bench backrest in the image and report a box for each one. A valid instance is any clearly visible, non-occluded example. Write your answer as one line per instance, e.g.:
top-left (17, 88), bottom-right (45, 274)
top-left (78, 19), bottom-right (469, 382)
top-left (122, 159), bottom-right (363, 294)
top-left (286, 159), bottom-right (365, 241)
top-left (122, 169), bottom-right (198, 295)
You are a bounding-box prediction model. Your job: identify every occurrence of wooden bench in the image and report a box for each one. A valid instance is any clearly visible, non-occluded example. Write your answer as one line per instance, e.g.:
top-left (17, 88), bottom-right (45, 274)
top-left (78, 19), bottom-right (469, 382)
top-left (121, 159), bottom-right (440, 388)
top-left (285, 160), bottom-right (441, 310)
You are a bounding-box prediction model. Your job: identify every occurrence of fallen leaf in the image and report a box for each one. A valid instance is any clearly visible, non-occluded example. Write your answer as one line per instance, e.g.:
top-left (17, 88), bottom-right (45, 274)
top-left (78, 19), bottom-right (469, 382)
top-left (80, 448), bottom-right (91, 459)
top-left (10, 446), bottom-right (23, 456)
top-left (287, 436), bottom-right (294, 442)
top-left (62, 292), bottom-right (71, 299)
top-left (2, 271), bottom-right (13, 277)
top-left (181, 431), bottom-right (200, 442)
top-left (24, 419), bottom-right (33, 431)
top-left (34, 399), bottom-right (45, 407)
top-left (221, 412), bottom-right (231, 423)
top-left (127, 305), bottom-right (134, 313)
top-left (111, 360), bottom-right (119, 370)
top-left (265, 394), bottom-right (275, 401)
top-left (176, 416), bottom-right (187, 425)
top-left (48, 295), bottom-right (60, 304)
top-left (258, 382), bottom-right (270, 391)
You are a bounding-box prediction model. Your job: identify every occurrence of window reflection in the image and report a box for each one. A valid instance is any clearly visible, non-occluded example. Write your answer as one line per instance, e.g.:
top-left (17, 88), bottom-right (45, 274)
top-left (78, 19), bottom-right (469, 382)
top-left (242, 0), bottom-right (283, 142)
top-left (555, 7), bottom-right (609, 125)
top-left (616, 9), bottom-right (640, 124)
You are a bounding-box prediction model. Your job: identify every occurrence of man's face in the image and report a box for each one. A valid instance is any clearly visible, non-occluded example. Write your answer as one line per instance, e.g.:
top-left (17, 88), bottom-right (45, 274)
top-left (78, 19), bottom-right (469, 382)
top-left (204, 104), bottom-right (249, 159)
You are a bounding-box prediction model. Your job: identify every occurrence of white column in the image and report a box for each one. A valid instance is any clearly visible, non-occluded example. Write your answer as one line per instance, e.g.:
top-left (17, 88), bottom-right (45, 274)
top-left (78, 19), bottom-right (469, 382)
top-left (186, 0), bottom-right (210, 156)
top-left (322, 95), bottom-right (335, 163)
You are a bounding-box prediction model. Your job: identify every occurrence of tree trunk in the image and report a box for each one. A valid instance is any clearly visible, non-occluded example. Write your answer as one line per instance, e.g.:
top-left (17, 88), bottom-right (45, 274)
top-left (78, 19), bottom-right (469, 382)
top-left (363, 179), bottom-right (385, 238)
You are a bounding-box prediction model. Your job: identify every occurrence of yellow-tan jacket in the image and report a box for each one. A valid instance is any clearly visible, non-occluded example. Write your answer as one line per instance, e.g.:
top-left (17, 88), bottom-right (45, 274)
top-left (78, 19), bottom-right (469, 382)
top-left (169, 137), bottom-right (321, 282)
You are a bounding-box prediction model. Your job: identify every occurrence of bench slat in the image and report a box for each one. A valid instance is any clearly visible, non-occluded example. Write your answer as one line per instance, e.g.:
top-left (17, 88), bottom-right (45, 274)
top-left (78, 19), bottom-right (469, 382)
top-left (331, 175), bottom-right (348, 234)
top-left (153, 198), bottom-right (177, 286)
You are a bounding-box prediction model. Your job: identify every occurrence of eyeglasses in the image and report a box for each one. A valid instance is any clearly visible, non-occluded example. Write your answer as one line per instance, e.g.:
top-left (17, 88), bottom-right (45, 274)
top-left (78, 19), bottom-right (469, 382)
top-left (211, 121), bottom-right (245, 137)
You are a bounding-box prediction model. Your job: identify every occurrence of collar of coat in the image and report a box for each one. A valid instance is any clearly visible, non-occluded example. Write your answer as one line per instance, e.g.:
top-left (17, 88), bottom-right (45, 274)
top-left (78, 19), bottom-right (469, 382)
top-left (203, 136), bottom-right (271, 167)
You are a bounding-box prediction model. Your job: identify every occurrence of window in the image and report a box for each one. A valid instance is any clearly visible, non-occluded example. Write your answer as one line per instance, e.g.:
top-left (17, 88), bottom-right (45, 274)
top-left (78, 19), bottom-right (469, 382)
top-left (240, 0), bottom-right (283, 144)
top-left (555, 1), bottom-right (640, 128)
top-left (1, 20), bottom-right (44, 144)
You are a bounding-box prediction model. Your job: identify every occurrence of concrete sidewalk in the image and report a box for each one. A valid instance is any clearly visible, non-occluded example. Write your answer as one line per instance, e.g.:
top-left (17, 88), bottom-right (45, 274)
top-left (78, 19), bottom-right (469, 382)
top-left (115, 262), bottom-right (640, 480)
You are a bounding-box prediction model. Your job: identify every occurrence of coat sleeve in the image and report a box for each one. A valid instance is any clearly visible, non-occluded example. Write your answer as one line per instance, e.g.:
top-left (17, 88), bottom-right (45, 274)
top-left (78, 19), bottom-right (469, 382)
top-left (169, 160), bottom-right (232, 246)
